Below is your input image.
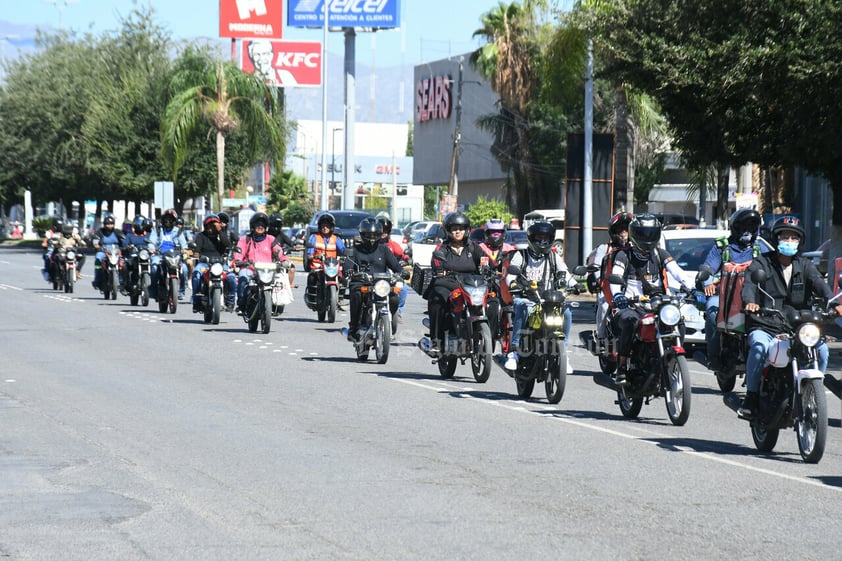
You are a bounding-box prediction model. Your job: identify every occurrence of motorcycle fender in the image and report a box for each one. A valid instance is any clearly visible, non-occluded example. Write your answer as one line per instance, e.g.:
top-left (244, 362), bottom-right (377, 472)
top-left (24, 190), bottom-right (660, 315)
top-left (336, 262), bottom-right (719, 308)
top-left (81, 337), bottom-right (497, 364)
top-left (795, 367), bottom-right (823, 386)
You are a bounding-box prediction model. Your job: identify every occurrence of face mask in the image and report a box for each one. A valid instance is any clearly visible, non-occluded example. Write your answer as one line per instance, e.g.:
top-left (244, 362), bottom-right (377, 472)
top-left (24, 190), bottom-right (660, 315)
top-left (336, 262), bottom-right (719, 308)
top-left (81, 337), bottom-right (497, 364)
top-left (252, 234), bottom-right (266, 242)
top-left (778, 241), bottom-right (799, 256)
top-left (738, 232), bottom-right (754, 246)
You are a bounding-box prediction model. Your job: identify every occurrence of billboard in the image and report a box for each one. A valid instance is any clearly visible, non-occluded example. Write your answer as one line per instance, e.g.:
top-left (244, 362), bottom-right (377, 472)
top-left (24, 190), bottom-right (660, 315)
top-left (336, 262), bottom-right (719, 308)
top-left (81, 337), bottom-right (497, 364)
top-left (287, 0), bottom-right (400, 29)
top-left (242, 40), bottom-right (323, 87)
top-left (220, 0), bottom-right (284, 39)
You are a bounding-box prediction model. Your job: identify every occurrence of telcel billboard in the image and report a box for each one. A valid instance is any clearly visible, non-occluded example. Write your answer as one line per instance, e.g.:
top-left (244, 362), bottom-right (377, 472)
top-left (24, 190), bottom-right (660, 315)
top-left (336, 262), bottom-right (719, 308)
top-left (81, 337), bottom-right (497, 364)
top-left (220, 0), bottom-right (284, 39)
top-left (287, 0), bottom-right (400, 29)
top-left (242, 40), bottom-right (323, 87)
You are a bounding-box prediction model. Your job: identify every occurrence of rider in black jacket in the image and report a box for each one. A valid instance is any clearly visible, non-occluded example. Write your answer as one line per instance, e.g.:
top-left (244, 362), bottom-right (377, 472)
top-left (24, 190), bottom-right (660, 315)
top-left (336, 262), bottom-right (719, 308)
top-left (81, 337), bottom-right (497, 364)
top-left (191, 214), bottom-right (236, 311)
top-left (343, 217), bottom-right (402, 342)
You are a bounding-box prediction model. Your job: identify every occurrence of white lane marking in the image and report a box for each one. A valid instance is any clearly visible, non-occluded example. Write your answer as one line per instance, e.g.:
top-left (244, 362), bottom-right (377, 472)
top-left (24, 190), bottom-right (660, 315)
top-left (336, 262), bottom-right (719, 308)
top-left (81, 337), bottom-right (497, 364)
top-left (0, 284), bottom-right (23, 290)
top-left (385, 375), bottom-right (842, 494)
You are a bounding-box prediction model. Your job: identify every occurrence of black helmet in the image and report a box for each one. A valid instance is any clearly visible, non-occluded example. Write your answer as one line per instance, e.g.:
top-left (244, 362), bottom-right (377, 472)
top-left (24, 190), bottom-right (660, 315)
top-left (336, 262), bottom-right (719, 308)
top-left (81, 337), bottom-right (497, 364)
top-left (203, 213), bottom-right (220, 230)
top-left (729, 208), bottom-right (761, 246)
top-left (161, 209), bottom-right (177, 228)
top-left (628, 213), bottom-right (662, 253)
top-left (103, 215), bottom-right (115, 227)
top-left (250, 212), bottom-right (269, 231)
top-left (526, 221), bottom-right (555, 256)
top-left (268, 213), bottom-right (284, 236)
top-left (376, 216), bottom-right (393, 235)
top-left (608, 212), bottom-right (633, 246)
top-left (52, 216), bottom-right (64, 231)
top-left (443, 212), bottom-right (470, 243)
top-left (132, 215), bottom-right (146, 234)
top-left (61, 222), bottom-right (74, 236)
top-left (142, 217), bottom-right (153, 233)
top-left (358, 217), bottom-right (382, 249)
top-left (217, 211), bottom-right (230, 225)
top-left (317, 213), bottom-right (336, 234)
top-left (771, 214), bottom-right (805, 242)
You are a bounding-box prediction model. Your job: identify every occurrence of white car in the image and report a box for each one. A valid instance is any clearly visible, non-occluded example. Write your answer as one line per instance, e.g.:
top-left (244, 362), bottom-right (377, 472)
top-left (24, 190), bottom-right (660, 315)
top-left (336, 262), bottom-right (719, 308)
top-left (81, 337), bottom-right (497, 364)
top-left (407, 222), bottom-right (443, 269)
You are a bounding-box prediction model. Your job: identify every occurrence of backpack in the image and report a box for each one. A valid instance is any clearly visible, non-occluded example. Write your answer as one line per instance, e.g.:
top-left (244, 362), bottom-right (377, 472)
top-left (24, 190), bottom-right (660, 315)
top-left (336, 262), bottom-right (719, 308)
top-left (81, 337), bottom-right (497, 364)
top-left (715, 239), bottom-right (761, 333)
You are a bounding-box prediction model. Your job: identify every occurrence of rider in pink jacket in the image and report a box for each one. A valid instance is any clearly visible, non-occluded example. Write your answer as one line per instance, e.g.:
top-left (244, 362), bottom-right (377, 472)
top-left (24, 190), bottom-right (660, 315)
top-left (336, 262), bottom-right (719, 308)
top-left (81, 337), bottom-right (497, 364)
top-left (233, 212), bottom-right (287, 308)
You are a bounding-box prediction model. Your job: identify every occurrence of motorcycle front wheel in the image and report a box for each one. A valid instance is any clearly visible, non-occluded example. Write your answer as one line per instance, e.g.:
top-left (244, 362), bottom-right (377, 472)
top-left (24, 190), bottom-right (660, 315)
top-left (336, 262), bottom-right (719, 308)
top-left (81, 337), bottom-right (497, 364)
top-left (109, 269), bottom-right (119, 300)
top-left (327, 285), bottom-right (338, 323)
top-left (65, 269), bottom-right (74, 294)
top-left (140, 273), bottom-right (150, 307)
top-left (545, 340), bottom-right (567, 404)
top-left (210, 288), bottom-right (221, 325)
top-left (470, 323), bottom-right (492, 383)
top-left (664, 354), bottom-right (691, 426)
top-left (261, 290), bottom-right (272, 334)
top-left (168, 278), bottom-right (178, 313)
top-left (797, 378), bottom-right (827, 463)
top-left (375, 314), bottom-right (390, 364)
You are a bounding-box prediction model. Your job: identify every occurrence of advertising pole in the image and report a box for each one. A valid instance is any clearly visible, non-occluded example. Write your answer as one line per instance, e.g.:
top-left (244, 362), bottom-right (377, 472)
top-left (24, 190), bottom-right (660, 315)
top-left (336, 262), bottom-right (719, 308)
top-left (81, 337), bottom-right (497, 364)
top-left (319, 1), bottom-right (329, 211)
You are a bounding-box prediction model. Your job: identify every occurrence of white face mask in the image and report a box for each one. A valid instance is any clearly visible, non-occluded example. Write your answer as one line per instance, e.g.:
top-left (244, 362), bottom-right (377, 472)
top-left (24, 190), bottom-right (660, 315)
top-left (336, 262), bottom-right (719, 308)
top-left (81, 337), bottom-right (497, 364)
top-left (738, 231), bottom-right (754, 246)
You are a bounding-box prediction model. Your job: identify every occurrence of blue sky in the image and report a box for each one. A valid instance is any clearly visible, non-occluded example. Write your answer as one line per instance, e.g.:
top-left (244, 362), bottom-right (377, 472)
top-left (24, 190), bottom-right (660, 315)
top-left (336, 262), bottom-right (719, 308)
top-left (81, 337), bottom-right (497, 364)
top-left (0, 0), bottom-right (510, 68)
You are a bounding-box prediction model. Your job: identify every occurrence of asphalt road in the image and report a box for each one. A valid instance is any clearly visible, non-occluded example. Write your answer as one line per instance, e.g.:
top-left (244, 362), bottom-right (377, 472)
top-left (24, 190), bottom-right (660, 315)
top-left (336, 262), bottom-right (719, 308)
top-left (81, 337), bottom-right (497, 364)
top-left (1, 244), bottom-right (842, 561)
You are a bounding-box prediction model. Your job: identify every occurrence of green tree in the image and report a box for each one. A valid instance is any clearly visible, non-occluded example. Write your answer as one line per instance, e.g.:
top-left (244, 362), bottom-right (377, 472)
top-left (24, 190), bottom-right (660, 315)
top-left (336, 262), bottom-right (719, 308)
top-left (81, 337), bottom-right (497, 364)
top-left (161, 47), bottom-right (287, 211)
top-left (464, 196), bottom-right (513, 227)
top-left (267, 168), bottom-right (311, 213)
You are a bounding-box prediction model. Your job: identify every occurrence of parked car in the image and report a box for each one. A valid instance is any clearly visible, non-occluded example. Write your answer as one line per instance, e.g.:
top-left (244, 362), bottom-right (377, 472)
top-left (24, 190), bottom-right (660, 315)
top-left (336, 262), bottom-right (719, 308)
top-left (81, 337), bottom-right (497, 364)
top-left (407, 222), bottom-right (443, 268)
top-left (802, 238), bottom-right (829, 276)
top-left (307, 210), bottom-right (374, 245)
top-left (506, 229), bottom-right (529, 251)
top-left (656, 213), bottom-right (700, 228)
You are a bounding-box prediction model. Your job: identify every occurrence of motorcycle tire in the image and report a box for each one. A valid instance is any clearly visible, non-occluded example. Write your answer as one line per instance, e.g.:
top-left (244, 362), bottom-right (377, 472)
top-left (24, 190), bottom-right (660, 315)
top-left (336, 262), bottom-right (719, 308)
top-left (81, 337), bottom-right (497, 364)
top-left (471, 323), bottom-right (492, 383)
top-left (261, 290), bottom-right (272, 334)
top-left (751, 423), bottom-right (779, 453)
top-left (796, 378), bottom-right (827, 463)
top-left (665, 354), bottom-right (692, 426)
top-left (273, 304), bottom-right (285, 316)
top-left (438, 355), bottom-right (457, 379)
top-left (545, 340), bottom-right (567, 404)
top-left (211, 288), bottom-right (221, 325)
top-left (516, 375), bottom-right (535, 399)
top-left (617, 390), bottom-right (643, 418)
top-left (327, 285), bottom-right (338, 324)
top-left (167, 279), bottom-right (178, 314)
top-left (157, 282), bottom-right (168, 313)
top-left (247, 307), bottom-right (259, 333)
top-left (375, 314), bottom-right (390, 364)
top-left (65, 270), bottom-right (74, 294)
top-left (110, 269), bottom-right (118, 300)
top-left (140, 273), bottom-right (150, 307)
top-left (715, 370), bottom-right (736, 393)
top-left (598, 355), bottom-right (617, 375)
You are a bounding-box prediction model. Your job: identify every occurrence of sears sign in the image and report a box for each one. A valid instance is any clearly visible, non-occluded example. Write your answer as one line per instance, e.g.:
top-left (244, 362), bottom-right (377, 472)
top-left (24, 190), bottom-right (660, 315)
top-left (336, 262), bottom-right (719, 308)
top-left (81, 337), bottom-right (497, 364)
top-left (242, 40), bottom-right (322, 87)
top-left (287, 0), bottom-right (399, 29)
top-left (220, 0), bottom-right (283, 39)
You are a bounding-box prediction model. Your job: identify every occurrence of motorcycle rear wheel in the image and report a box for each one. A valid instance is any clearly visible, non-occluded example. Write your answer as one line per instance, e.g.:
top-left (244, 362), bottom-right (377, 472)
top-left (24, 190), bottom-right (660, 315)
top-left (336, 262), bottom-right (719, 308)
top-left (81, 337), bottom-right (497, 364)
top-left (617, 390), bottom-right (643, 418)
top-left (751, 423), bottom-right (779, 453)
top-left (516, 375), bottom-right (535, 399)
top-left (598, 355), bottom-right (617, 375)
top-left (471, 323), bottom-right (492, 383)
top-left (438, 355), bottom-right (457, 379)
top-left (715, 370), bottom-right (736, 393)
top-left (375, 314), bottom-right (390, 364)
top-left (130, 289), bottom-right (139, 306)
top-left (665, 355), bottom-right (692, 426)
top-left (545, 340), bottom-right (567, 404)
top-left (797, 378), bottom-right (827, 463)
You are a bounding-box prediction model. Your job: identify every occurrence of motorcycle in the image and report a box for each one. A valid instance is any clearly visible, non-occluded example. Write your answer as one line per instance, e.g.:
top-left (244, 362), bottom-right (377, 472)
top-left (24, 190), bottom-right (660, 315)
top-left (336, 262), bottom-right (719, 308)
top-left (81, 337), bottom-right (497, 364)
top-left (51, 244), bottom-right (79, 294)
top-left (306, 256), bottom-right (341, 323)
top-left (98, 243), bottom-right (122, 300)
top-left (123, 244), bottom-right (151, 307)
top-left (271, 260), bottom-right (294, 317)
top-left (581, 274), bottom-right (693, 426)
top-left (493, 265), bottom-right (581, 404)
top-left (417, 267), bottom-right (493, 383)
top-left (345, 263), bottom-right (406, 364)
top-left (726, 268), bottom-right (832, 463)
top-left (156, 249), bottom-right (182, 314)
top-left (240, 261), bottom-right (277, 334)
top-left (195, 256), bottom-right (229, 325)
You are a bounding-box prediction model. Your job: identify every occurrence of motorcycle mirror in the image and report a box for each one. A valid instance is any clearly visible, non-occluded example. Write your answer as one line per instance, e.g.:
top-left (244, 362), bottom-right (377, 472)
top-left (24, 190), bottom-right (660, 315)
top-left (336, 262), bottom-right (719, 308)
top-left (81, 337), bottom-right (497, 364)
top-left (696, 268), bottom-right (711, 283)
top-left (507, 265), bottom-right (522, 276)
top-left (750, 268), bottom-right (767, 283)
top-left (606, 274), bottom-right (624, 285)
top-left (573, 265), bottom-right (587, 276)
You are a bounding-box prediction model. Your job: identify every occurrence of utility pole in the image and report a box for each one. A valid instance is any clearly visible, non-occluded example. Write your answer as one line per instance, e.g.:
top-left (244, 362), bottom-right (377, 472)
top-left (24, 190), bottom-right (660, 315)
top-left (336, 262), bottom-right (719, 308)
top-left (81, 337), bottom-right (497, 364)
top-left (448, 57), bottom-right (463, 201)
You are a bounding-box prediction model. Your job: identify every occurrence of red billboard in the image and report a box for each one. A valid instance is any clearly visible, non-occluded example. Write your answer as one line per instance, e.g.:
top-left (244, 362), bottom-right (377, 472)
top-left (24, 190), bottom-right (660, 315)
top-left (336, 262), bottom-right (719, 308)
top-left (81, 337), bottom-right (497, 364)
top-left (242, 40), bottom-right (322, 88)
top-left (220, 0), bottom-right (283, 39)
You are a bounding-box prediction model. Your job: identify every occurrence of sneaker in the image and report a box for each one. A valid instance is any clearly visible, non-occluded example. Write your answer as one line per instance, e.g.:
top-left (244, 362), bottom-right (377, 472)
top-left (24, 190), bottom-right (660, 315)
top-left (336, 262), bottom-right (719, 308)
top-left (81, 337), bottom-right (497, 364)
top-left (397, 311), bottom-right (404, 324)
top-left (566, 355), bottom-right (573, 374)
top-left (347, 328), bottom-right (360, 343)
top-left (504, 351), bottom-right (518, 370)
top-left (418, 337), bottom-right (434, 353)
top-left (615, 365), bottom-right (628, 387)
top-left (422, 317), bottom-right (431, 329)
top-left (737, 392), bottom-right (758, 419)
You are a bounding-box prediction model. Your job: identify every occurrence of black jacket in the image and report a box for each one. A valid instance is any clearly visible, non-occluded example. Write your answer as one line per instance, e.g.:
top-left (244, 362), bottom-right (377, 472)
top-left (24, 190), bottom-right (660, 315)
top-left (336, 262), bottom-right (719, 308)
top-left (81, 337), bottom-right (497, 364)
top-left (193, 231), bottom-right (231, 260)
top-left (345, 242), bottom-right (401, 280)
top-left (430, 241), bottom-right (482, 276)
top-left (742, 251), bottom-right (833, 334)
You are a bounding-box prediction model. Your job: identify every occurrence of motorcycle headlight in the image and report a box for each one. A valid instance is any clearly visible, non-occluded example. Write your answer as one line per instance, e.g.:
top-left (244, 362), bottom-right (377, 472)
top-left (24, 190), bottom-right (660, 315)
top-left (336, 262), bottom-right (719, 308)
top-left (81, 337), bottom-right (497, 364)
top-left (463, 286), bottom-right (488, 305)
top-left (139, 249), bottom-right (150, 261)
top-left (66, 250), bottom-right (76, 260)
top-left (165, 255), bottom-right (180, 268)
top-left (210, 262), bottom-right (224, 276)
top-left (258, 269), bottom-right (275, 284)
top-left (373, 279), bottom-right (391, 297)
top-left (325, 264), bottom-right (339, 277)
top-left (659, 304), bottom-right (682, 326)
top-left (544, 312), bottom-right (565, 327)
top-left (797, 323), bottom-right (821, 347)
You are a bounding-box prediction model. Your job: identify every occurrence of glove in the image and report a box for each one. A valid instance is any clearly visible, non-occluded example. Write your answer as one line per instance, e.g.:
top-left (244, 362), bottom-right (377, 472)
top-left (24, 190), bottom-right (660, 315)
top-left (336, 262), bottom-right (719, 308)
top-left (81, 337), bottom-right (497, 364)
top-left (692, 289), bottom-right (706, 306)
top-left (613, 293), bottom-right (629, 310)
top-left (571, 284), bottom-right (583, 295)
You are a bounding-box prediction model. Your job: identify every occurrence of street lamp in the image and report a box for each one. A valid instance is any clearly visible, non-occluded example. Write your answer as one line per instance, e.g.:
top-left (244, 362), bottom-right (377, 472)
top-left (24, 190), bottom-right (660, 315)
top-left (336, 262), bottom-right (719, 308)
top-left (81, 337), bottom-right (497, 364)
top-left (331, 127), bottom-right (343, 197)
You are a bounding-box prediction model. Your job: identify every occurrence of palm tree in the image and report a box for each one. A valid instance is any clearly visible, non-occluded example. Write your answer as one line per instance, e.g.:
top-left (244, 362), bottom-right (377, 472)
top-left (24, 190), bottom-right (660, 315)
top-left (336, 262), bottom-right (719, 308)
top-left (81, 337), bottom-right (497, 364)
top-left (161, 48), bottom-right (286, 211)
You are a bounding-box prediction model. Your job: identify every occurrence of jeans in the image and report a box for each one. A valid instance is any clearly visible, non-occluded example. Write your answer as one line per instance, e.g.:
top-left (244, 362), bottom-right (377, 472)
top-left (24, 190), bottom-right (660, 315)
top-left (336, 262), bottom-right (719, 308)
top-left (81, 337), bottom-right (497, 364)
top-left (704, 294), bottom-right (720, 366)
top-left (398, 282), bottom-right (408, 314)
top-left (150, 257), bottom-right (188, 299)
top-left (510, 296), bottom-right (572, 350)
top-left (192, 263), bottom-right (237, 306)
top-left (745, 329), bottom-right (829, 393)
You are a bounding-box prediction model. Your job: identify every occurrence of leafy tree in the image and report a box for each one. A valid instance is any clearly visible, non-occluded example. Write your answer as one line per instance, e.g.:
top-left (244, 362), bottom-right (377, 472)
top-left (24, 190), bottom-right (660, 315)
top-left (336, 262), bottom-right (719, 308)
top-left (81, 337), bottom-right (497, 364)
top-left (161, 47), bottom-right (287, 211)
top-left (282, 201), bottom-right (313, 226)
top-left (464, 196), bottom-right (513, 227)
top-left (267, 168), bottom-right (311, 213)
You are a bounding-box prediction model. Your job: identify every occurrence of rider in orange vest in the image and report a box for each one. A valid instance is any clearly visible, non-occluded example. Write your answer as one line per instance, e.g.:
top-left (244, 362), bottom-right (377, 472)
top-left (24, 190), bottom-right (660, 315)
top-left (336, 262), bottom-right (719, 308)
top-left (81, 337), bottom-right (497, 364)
top-left (305, 213), bottom-right (346, 305)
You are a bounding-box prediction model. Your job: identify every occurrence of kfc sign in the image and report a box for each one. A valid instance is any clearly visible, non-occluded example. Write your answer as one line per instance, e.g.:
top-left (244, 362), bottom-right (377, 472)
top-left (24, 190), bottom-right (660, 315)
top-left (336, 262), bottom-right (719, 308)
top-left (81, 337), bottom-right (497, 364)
top-left (220, 0), bottom-right (283, 39)
top-left (415, 75), bottom-right (452, 123)
top-left (242, 40), bottom-right (322, 87)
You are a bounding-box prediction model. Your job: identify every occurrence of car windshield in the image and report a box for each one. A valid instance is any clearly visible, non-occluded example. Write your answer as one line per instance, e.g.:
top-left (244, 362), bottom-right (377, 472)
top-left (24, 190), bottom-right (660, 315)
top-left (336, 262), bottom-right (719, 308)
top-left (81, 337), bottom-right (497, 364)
top-left (665, 237), bottom-right (714, 271)
top-left (506, 231), bottom-right (528, 243)
top-left (332, 213), bottom-right (370, 229)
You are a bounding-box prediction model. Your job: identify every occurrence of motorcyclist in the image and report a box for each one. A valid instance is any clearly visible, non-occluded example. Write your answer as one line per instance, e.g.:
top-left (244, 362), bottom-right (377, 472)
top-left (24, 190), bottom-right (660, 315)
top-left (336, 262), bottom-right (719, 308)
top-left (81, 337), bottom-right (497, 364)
top-left (41, 217), bottom-right (63, 281)
top-left (305, 213), bottom-right (346, 306)
top-left (697, 208), bottom-right (764, 371)
top-left (232, 212), bottom-right (286, 310)
top-left (421, 212), bottom-right (482, 352)
top-left (477, 218), bottom-right (516, 269)
top-left (608, 213), bottom-right (693, 386)
top-left (268, 212), bottom-right (297, 289)
top-left (344, 218), bottom-right (403, 342)
top-left (504, 221), bottom-right (580, 372)
top-left (377, 216), bottom-right (410, 321)
top-left (738, 214), bottom-right (842, 419)
top-left (91, 215), bottom-right (125, 291)
top-left (119, 216), bottom-right (151, 291)
top-left (587, 212), bottom-right (633, 337)
top-left (177, 216), bottom-right (196, 282)
top-left (52, 221), bottom-right (87, 280)
top-left (217, 211), bottom-right (239, 246)
top-left (191, 213), bottom-right (237, 312)
top-left (148, 209), bottom-right (189, 301)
